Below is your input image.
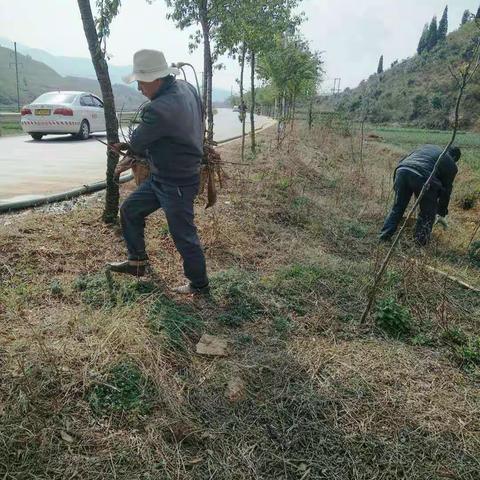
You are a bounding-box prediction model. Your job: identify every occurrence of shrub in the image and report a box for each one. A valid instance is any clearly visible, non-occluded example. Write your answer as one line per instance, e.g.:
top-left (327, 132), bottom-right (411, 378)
top-left (375, 298), bottom-right (412, 338)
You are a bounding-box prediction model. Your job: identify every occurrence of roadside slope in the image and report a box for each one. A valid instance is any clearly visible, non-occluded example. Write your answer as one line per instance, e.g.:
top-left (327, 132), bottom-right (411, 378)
top-left (0, 123), bottom-right (478, 479)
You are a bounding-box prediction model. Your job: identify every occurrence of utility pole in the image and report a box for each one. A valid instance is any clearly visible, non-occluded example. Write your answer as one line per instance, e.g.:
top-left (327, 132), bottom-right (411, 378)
top-left (331, 77), bottom-right (341, 96)
top-left (9, 42), bottom-right (22, 112)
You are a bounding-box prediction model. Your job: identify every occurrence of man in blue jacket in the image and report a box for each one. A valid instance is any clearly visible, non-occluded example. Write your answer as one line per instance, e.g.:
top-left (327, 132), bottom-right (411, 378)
top-left (380, 144), bottom-right (461, 245)
top-left (108, 49), bottom-right (208, 294)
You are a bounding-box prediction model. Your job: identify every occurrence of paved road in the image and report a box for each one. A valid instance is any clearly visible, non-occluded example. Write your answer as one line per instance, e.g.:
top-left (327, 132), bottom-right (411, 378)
top-left (0, 108), bottom-right (270, 203)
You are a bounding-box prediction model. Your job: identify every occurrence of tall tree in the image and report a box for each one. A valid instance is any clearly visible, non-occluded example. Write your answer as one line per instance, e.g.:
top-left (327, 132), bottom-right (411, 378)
top-left (426, 16), bottom-right (438, 51)
top-left (438, 6), bottom-right (448, 42)
top-left (417, 23), bottom-right (429, 54)
top-left (215, 0), bottom-right (301, 153)
top-left (377, 54), bottom-right (384, 74)
top-left (258, 34), bottom-right (322, 130)
top-left (77, 0), bottom-right (120, 223)
top-left (461, 10), bottom-right (471, 25)
top-left (477, 6), bottom-right (480, 19)
top-left (165, 0), bottom-right (218, 143)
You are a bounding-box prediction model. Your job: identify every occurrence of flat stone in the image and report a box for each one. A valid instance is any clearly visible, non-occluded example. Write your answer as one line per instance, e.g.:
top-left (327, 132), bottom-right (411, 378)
top-left (196, 334), bottom-right (228, 356)
top-left (225, 376), bottom-right (245, 402)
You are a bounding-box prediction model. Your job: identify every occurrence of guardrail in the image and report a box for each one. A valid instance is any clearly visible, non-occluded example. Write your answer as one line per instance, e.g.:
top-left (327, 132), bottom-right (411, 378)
top-left (0, 112), bottom-right (137, 124)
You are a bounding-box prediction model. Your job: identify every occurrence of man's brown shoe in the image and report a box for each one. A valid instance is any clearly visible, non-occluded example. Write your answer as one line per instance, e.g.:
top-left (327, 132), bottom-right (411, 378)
top-left (106, 261), bottom-right (147, 277)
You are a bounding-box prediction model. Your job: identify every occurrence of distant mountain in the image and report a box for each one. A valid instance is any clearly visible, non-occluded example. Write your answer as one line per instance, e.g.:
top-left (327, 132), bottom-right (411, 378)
top-left (334, 21), bottom-right (480, 130)
top-left (0, 45), bottom-right (145, 111)
top-left (0, 37), bottom-right (231, 102)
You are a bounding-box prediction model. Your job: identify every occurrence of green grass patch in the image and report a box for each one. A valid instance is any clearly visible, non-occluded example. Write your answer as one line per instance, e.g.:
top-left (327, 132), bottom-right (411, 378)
top-left (265, 264), bottom-right (325, 315)
top-left (88, 362), bottom-right (155, 415)
top-left (0, 121), bottom-right (22, 136)
top-left (149, 295), bottom-right (202, 349)
top-left (74, 273), bottom-right (157, 308)
top-left (210, 269), bottom-right (263, 327)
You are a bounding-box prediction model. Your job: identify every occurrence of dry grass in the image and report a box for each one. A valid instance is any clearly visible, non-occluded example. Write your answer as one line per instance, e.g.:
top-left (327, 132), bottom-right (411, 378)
top-left (0, 122), bottom-right (479, 479)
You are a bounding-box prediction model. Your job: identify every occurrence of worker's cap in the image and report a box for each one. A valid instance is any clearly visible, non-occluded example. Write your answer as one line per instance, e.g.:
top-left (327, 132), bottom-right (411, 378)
top-left (122, 49), bottom-right (180, 84)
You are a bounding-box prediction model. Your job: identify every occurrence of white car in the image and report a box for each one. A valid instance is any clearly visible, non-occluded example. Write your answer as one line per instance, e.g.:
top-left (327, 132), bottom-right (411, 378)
top-left (20, 91), bottom-right (106, 140)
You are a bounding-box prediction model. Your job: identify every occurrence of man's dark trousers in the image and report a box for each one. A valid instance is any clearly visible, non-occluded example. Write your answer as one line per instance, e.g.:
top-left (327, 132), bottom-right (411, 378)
top-left (380, 169), bottom-right (440, 245)
top-left (120, 177), bottom-right (208, 288)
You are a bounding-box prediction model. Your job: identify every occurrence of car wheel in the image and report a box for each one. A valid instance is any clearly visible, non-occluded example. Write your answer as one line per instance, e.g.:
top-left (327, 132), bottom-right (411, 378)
top-left (31, 133), bottom-right (43, 140)
top-left (77, 120), bottom-right (90, 140)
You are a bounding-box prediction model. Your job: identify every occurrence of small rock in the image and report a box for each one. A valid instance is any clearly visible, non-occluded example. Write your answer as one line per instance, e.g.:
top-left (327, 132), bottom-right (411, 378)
top-left (225, 376), bottom-right (245, 402)
top-left (196, 334), bottom-right (228, 356)
top-left (60, 431), bottom-right (74, 443)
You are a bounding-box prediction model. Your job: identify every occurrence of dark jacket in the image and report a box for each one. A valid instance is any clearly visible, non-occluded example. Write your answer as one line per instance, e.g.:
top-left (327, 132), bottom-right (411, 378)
top-left (130, 77), bottom-right (203, 186)
top-left (395, 144), bottom-right (458, 216)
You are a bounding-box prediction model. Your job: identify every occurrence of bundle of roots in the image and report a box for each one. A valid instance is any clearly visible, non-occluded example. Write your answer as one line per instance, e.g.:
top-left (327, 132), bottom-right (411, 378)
top-left (200, 143), bottom-right (225, 209)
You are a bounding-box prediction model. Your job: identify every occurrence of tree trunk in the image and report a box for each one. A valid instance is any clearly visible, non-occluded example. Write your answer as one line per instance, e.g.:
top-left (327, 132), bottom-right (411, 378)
top-left (250, 50), bottom-right (256, 153)
top-left (308, 97), bottom-right (313, 130)
top-left (200, 8), bottom-right (214, 143)
top-left (239, 43), bottom-right (246, 162)
top-left (77, 0), bottom-right (119, 224)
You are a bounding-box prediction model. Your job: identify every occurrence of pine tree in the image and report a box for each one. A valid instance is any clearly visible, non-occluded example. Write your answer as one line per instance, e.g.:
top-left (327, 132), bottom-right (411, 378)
top-left (461, 10), bottom-right (471, 25)
top-left (426, 16), bottom-right (438, 51)
top-left (417, 23), bottom-right (429, 54)
top-left (377, 54), bottom-right (384, 74)
top-left (438, 6), bottom-right (448, 42)
top-left (477, 6), bottom-right (480, 19)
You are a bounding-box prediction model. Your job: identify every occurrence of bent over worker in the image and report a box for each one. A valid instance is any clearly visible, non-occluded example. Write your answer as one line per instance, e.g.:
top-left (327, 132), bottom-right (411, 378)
top-left (108, 49), bottom-right (209, 294)
top-left (379, 144), bottom-right (461, 246)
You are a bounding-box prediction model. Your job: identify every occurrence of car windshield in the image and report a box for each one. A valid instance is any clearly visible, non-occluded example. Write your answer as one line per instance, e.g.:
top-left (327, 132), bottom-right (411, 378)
top-left (32, 93), bottom-right (78, 104)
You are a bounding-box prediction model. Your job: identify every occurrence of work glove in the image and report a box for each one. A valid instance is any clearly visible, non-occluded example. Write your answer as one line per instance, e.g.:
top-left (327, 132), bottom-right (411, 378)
top-left (435, 215), bottom-right (448, 229)
top-left (111, 142), bottom-right (130, 152)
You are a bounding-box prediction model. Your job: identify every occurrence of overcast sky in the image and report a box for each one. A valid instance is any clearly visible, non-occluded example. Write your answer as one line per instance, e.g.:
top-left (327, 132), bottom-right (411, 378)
top-left (0, 0), bottom-right (479, 93)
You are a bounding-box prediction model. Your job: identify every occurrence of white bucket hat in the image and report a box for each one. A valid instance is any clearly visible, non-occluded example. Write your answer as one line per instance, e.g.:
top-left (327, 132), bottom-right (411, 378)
top-left (122, 49), bottom-right (179, 83)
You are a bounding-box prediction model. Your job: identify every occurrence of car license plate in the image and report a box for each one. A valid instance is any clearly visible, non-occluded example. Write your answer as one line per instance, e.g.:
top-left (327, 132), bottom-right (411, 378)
top-left (35, 109), bottom-right (51, 116)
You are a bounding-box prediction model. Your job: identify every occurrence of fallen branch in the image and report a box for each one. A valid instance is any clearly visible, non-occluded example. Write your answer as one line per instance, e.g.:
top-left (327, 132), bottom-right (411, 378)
top-left (402, 256), bottom-right (480, 293)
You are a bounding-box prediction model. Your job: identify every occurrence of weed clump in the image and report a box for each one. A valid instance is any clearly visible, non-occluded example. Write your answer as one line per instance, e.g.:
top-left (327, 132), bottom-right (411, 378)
top-left (272, 314), bottom-right (293, 336)
top-left (74, 273), bottom-right (156, 308)
top-left (468, 241), bottom-right (480, 267)
top-left (441, 327), bottom-right (469, 346)
top-left (88, 362), bottom-right (155, 415)
top-left (375, 298), bottom-right (412, 338)
top-left (458, 192), bottom-right (477, 210)
top-left (49, 279), bottom-right (63, 297)
top-left (74, 273), bottom-right (112, 308)
top-left (455, 338), bottom-right (480, 370)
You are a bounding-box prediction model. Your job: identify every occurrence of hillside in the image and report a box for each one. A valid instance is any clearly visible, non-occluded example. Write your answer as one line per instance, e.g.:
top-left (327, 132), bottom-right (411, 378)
top-left (0, 45), bottom-right (146, 111)
top-left (0, 37), bottom-right (232, 102)
top-left (335, 21), bottom-right (480, 130)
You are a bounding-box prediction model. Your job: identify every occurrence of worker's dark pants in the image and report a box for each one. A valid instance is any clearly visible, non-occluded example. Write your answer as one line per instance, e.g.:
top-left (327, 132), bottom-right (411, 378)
top-left (380, 169), bottom-right (440, 245)
top-left (120, 177), bottom-right (208, 288)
